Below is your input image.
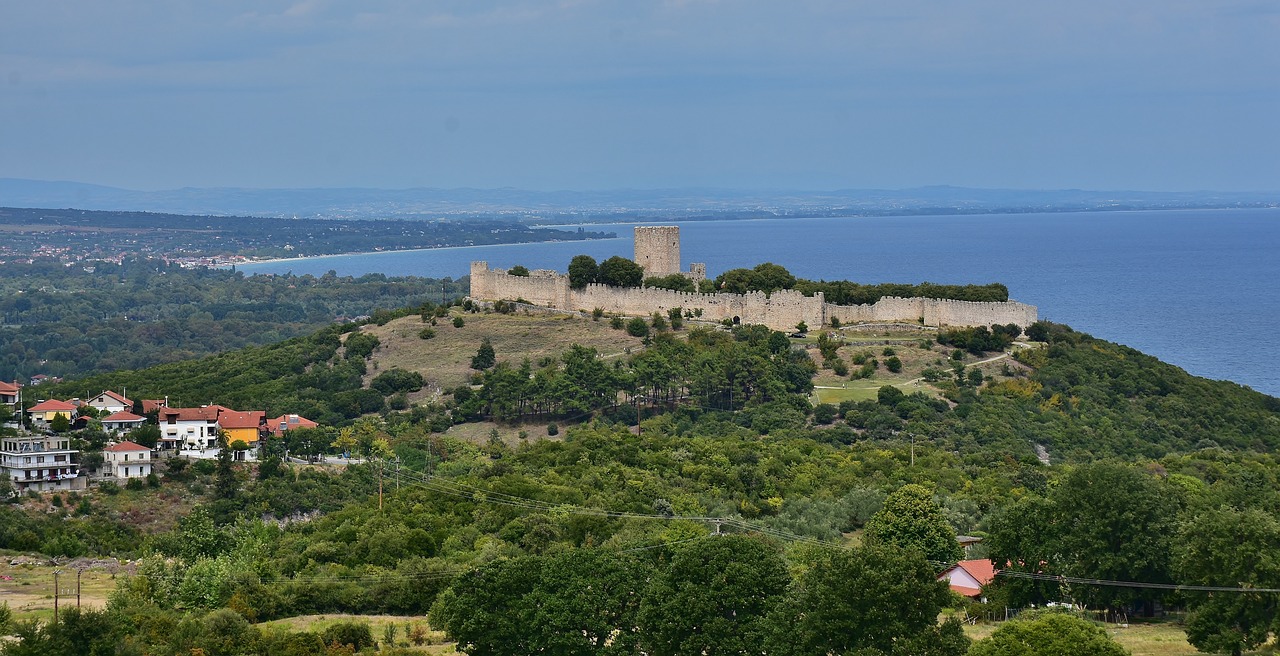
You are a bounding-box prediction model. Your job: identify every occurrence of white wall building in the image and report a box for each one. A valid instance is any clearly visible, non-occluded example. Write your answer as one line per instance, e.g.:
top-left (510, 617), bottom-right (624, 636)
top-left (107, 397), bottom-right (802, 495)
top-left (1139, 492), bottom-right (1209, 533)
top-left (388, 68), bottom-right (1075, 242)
top-left (103, 441), bottom-right (152, 480)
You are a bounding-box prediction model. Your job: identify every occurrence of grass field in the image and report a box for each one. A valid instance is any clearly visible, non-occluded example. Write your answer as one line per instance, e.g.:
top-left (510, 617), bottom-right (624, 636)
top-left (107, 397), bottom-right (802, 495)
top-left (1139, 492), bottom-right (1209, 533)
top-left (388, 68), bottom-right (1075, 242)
top-left (364, 310), bottom-right (646, 397)
top-left (963, 619), bottom-right (1280, 655)
top-left (256, 614), bottom-right (454, 653)
top-left (0, 560), bottom-right (121, 624)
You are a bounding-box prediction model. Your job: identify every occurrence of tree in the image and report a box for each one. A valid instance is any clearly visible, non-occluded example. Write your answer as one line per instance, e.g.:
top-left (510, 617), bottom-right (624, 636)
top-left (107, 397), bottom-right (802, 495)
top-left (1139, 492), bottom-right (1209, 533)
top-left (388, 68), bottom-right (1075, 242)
top-left (626, 317), bottom-right (650, 338)
top-left (1176, 508), bottom-right (1280, 655)
top-left (750, 262), bottom-right (796, 293)
top-left (598, 256), bottom-right (645, 288)
top-left (1050, 462), bottom-right (1176, 610)
top-left (864, 483), bottom-right (962, 566)
top-left (986, 495), bottom-right (1061, 607)
top-left (471, 338), bottom-right (497, 370)
top-left (764, 544), bottom-right (967, 656)
top-left (214, 434), bottom-right (236, 500)
top-left (968, 610), bottom-right (1127, 656)
top-left (49, 413), bottom-right (71, 433)
top-left (639, 535), bottom-right (790, 656)
top-left (567, 255), bottom-right (599, 289)
top-left (508, 265), bottom-right (530, 277)
top-left (130, 423), bottom-right (161, 448)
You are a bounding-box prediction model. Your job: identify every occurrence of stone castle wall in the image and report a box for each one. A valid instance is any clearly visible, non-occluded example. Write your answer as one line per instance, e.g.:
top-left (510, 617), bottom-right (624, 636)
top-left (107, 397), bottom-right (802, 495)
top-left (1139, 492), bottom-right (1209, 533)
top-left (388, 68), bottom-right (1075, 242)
top-left (471, 261), bottom-right (1037, 331)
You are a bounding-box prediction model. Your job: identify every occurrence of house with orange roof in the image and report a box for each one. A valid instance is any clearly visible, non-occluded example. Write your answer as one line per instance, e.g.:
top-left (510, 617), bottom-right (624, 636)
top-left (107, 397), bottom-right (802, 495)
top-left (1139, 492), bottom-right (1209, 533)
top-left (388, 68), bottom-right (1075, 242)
top-left (103, 441), bottom-right (151, 479)
top-left (218, 411), bottom-right (266, 456)
top-left (938, 559), bottom-right (998, 601)
top-left (101, 411), bottom-right (147, 434)
top-left (265, 414), bottom-right (318, 437)
top-left (87, 390), bottom-right (133, 415)
top-left (141, 399), bottom-right (168, 414)
top-left (27, 399), bottom-right (77, 429)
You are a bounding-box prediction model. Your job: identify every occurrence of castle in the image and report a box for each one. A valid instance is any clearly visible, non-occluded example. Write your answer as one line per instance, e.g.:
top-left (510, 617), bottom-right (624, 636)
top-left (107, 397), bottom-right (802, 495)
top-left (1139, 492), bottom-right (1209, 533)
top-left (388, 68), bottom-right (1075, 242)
top-left (469, 227), bottom-right (1037, 332)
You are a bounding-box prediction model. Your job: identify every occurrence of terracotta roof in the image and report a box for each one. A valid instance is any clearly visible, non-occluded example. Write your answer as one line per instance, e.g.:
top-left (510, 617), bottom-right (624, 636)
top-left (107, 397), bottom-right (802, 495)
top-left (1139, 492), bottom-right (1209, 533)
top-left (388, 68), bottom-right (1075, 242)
top-left (159, 407), bottom-right (221, 422)
top-left (218, 411), bottom-right (265, 430)
top-left (0, 381), bottom-right (19, 394)
top-left (141, 399), bottom-right (168, 413)
top-left (105, 441), bottom-right (149, 452)
top-left (266, 414), bottom-right (318, 435)
top-left (28, 399), bottom-right (77, 412)
top-left (95, 390), bottom-right (132, 406)
top-left (939, 559), bottom-right (998, 598)
top-left (102, 411), bottom-right (146, 422)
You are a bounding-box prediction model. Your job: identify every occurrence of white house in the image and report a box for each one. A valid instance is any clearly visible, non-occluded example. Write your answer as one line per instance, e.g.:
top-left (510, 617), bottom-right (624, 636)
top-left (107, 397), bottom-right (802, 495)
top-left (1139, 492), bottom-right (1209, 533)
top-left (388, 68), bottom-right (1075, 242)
top-left (1, 434), bottom-right (83, 492)
top-left (938, 559), bottom-right (998, 601)
top-left (158, 406), bottom-right (229, 450)
top-left (103, 441), bottom-right (152, 480)
top-left (87, 390), bottom-right (132, 415)
top-left (101, 411), bottom-right (147, 434)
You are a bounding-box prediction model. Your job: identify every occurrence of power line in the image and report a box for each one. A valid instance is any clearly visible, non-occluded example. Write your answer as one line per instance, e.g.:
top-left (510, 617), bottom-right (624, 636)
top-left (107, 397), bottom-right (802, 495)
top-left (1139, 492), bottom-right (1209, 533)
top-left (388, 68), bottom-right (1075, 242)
top-left (997, 570), bottom-right (1280, 594)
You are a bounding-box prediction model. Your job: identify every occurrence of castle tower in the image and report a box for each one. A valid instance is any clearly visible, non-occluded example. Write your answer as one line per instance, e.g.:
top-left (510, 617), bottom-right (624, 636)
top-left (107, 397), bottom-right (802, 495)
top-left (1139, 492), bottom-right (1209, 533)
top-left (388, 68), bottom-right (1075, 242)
top-left (634, 226), bottom-right (681, 278)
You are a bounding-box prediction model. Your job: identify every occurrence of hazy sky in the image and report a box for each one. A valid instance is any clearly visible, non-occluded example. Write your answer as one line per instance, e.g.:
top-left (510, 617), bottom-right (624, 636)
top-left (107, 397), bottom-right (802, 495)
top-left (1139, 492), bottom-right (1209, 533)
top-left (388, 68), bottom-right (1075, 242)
top-left (2, 1), bottom-right (1277, 191)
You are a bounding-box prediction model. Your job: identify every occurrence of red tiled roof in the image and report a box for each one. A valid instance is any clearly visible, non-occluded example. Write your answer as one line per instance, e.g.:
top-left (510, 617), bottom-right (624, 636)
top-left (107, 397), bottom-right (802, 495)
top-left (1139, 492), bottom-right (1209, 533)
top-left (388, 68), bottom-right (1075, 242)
top-left (266, 414), bottom-right (318, 435)
top-left (0, 381), bottom-right (19, 394)
top-left (218, 411), bottom-right (265, 430)
top-left (95, 390), bottom-right (132, 406)
top-left (102, 411), bottom-right (146, 422)
top-left (141, 399), bottom-right (168, 413)
top-left (957, 559), bottom-right (997, 586)
top-left (105, 441), bottom-right (149, 452)
top-left (159, 407), bottom-right (221, 422)
top-left (28, 399), bottom-right (77, 412)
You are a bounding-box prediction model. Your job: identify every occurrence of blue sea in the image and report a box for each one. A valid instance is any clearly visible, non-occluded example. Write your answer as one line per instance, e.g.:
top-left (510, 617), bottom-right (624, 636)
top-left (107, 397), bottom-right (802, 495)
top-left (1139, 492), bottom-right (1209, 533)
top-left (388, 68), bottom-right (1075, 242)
top-left (239, 209), bottom-right (1280, 397)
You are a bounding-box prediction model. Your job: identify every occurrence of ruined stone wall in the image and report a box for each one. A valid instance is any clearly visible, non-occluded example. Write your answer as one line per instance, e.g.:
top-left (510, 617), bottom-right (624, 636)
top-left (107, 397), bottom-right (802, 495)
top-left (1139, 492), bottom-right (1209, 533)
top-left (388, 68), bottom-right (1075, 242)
top-left (825, 296), bottom-right (1037, 328)
top-left (471, 262), bottom-right (1037, 331)
top-left (633, 226), bottom-right (681, 277)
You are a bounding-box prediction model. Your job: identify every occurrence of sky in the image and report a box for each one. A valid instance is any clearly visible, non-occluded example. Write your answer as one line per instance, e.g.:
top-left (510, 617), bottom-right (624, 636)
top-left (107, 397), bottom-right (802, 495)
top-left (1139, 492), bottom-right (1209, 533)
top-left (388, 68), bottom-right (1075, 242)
top-left (1, 1), bottom-right (1278, 192)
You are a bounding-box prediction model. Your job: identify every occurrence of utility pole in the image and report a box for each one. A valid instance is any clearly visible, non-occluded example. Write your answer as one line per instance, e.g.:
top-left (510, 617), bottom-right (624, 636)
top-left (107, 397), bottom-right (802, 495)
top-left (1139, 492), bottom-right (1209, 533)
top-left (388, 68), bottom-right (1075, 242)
top-left (76, 569), bottom-right (82, 609)
top-left (53, 569), bottom-right (60, 624)
top-left (378, 457), bottom-right (384, 511)
top-left (910, 433), bottom-right (916, 467)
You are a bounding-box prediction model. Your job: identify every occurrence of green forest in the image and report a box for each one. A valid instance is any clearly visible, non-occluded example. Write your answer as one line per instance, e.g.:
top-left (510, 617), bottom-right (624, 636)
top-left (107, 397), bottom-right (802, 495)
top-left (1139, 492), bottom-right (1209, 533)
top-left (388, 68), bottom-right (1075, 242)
top-left (0, 258), bottom-right (464, 382)
top-left (4, 299), bottom-right (1280, 653)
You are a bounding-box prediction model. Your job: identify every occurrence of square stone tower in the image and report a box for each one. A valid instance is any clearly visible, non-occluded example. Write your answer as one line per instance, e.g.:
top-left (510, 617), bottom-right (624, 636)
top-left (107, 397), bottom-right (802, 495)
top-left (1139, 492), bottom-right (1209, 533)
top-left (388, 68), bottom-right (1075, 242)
top-left (634, 226), bottom-right (681, 277)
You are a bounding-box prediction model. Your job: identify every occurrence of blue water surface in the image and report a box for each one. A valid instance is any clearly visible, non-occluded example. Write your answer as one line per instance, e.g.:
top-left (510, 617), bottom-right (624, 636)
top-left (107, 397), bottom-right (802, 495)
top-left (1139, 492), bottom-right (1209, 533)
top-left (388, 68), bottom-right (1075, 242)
top-left (239, 209), bottom-right (1280, 396)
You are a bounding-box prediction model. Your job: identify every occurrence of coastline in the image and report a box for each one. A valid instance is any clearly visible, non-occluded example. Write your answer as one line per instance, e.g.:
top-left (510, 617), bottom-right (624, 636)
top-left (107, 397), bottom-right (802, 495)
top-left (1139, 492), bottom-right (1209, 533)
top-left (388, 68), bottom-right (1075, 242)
top-left (229, 235), bottom-right (627, 268)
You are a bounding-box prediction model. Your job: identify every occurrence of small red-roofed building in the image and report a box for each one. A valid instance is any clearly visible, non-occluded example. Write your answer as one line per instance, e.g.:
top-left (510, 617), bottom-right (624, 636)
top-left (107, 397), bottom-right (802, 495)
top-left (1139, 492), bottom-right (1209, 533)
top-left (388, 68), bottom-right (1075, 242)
top-left (938, 559), bottom-right (998, 601)
top-left (27, 399), bottom-right (77, 429)
top-left (87, 390), bottom-right (133, 415)
top-left (103, 441), bottom-right (152, 479)
top-left (265, 414), bottom-right (318, 437)
top-left (102, 411), bottom-right (147, 434)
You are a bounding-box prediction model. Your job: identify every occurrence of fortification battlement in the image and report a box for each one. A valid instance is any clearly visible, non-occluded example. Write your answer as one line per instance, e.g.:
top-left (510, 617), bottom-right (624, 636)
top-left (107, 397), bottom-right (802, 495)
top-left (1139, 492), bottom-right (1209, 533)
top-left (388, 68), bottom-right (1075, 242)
top-left (467, 232), bottom-right (1037, 331)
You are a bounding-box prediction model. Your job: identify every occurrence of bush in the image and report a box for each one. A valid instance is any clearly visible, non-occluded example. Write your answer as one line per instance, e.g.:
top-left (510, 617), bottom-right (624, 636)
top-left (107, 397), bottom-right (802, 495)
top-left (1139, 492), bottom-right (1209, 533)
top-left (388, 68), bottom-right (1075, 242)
top-left (418, 328), bottom-right (436, 340)
top-left (885, 356), bottom-right (903, 373)
top-left (626, 317), bottom-right (650, 338)
top-left (813, 403), bottom-right (838, 424)
top-left (547, 423), bottom-right (559, 436)
top-left (146, 473), bottom-right (160, 487)
top-left (321, 622), bottom-right (376, 652)
top-left (98, 481), bottom-right (120, 495)
top-left (592, 307), bottom-right (605, 320)
top-left (453, 316), bottom-right (465, 328)
top-left (882, 347), bottom-right (896, 356)
top-left (126, 477), bottom-right (145, 491)
top-left (372, 368), bottom-right (426, 395)
top-left (831, 359), bottom-right (849, 377)
top-left (610, 316), bottom-right (625, 330)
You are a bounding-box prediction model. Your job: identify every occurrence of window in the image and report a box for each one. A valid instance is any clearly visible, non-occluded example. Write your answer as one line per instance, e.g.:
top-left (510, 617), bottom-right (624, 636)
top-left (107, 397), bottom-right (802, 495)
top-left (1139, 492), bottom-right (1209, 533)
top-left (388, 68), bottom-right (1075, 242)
top-left (36, 456), bottom-right (44, 464)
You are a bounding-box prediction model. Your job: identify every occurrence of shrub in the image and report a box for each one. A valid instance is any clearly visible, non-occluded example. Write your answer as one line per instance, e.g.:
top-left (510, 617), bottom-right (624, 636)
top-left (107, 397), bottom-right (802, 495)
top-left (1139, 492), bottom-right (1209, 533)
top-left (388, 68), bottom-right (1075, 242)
top-left (146, 473), bottom-right (160, 487)
top-left (592, 307), bottom-right (605, 320)
top-left (453, 316), bottom-right (465, 328)
top-left (882, 347), bottom-right (896, 356)
top-left (831, 359), bottom-right (849, 377)
top-left (610, 316), bottom-right (625, 330)
top-left (126, 478), bottom-right (145, 491)
top-left (813, 403), bottom-right (838, 424)
top-left (321, 622), bottom-right (376, 652)
top-left (98, 481), bottom-right (120, 495)
top-left (626, 317), bottom-right (650, 338)
top-left (372, 368), bottom-right (426, 395)
top-left (547, 423), bottom-right (559, 436)
top-left (418, 328), bottom-right (436, 340)
top-left (885, 356), bottom-right (903, 373)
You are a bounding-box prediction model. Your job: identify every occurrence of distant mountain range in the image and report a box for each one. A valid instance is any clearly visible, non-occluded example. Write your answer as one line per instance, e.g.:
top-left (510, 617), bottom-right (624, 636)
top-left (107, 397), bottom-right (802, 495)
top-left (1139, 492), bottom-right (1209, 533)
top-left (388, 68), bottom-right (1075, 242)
top-left (1, 178), bottom-right (1275, 221)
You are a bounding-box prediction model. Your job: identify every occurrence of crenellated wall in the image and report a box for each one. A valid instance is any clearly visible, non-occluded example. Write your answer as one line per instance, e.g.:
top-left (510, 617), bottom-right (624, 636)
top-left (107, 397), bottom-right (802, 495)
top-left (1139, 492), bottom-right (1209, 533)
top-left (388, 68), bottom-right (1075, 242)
top-left (470, 261), bottom-right (1037, 331)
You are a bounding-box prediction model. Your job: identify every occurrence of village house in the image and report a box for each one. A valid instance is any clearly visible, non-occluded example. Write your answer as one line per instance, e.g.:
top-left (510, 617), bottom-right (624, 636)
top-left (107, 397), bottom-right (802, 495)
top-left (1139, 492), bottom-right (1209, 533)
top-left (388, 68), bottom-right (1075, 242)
top-left (158, 405), bottom-right (229, 450)
top-left (87, 390), bottom-right (132, 415)
top-left (938, 559), bottom-right (998, 601)
top-left (102, 441), bottom-right (152, 480)
top-left (266, 413), bottom-right (318, 437)
top-left (101, 410), bottom-right (147, 434)
top-left (141, 399), bottom-right (168, 414)
top-left (0, 434), bottom-right (83, 492)
top-left (0, 381), bottom-right (18, 429)
top-left (218, 410), bottom-right (266, 459)
top-left (26, 399), bottom-right (77, 429)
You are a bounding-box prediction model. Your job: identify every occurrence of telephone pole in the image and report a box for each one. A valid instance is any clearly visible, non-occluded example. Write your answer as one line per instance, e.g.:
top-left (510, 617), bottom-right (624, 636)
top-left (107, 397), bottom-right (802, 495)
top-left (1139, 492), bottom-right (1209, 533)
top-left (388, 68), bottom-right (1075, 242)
top-left (53, 569), bottom-right (60, 624)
